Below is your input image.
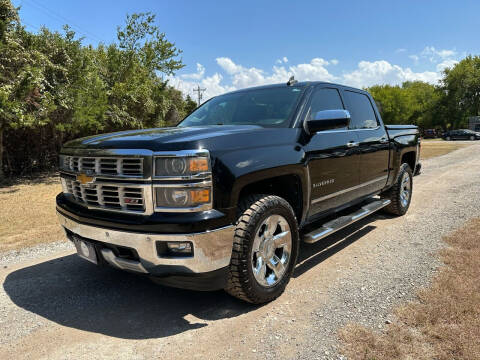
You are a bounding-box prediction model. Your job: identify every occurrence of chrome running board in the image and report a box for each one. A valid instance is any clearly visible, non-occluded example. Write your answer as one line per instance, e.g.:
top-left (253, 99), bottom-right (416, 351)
top-left (302, 199), bottom-right (391, 244)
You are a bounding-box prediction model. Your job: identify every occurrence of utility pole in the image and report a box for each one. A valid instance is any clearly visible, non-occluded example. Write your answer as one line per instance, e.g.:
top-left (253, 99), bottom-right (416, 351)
top-left (193, 85), bottom-right (206, 106)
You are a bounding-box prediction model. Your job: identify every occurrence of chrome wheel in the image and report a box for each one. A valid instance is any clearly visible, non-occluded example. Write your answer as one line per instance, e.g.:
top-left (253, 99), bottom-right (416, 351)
top-left (400, 172), bottom-right (411, 207)
top-left (251, 214), bottom-right (292, 287)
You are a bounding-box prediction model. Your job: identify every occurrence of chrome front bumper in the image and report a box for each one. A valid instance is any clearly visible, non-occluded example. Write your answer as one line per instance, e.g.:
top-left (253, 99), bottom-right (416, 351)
top-left (57, 211), bottom-right (235, 275)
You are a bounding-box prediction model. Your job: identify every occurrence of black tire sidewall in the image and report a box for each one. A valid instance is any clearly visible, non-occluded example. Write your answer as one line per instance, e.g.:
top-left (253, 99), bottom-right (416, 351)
top-left (243, 198), bottom-right (299, 301)
top-left (395, 164), bottom-right (413, 215)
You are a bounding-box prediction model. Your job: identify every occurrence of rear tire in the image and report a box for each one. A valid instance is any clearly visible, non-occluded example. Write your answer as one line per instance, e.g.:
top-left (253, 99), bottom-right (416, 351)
top-left (446, 136), bottom-right (451, 141)
top-left (470, 136), bottom-right (475, 141)
top-left (381, 163), bottom-right (413, 216)
top-left (225, 194), bottom-right (299, 304)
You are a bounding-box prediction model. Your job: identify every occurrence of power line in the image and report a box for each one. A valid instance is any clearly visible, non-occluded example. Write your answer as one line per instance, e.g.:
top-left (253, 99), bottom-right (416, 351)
top-left (22, 20), bottom-right (40, 31)
top-left (21, 0), bottom-right (104, 43)
top-left (193, 85), bottom-right (206, 106)
top-left (26, 0), bottom-right (103, 42)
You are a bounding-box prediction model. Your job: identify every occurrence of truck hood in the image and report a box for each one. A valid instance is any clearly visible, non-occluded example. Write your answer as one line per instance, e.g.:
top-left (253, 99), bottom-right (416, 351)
top-left (63, 125), bottom-right (300, 152)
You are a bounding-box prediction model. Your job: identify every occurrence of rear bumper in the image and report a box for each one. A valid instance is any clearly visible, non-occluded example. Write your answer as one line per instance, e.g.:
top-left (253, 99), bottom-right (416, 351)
top-left (57, 210), bottom-right (234, 285)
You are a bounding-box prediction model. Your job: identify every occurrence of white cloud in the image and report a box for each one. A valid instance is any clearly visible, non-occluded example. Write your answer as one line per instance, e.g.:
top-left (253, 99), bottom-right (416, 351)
top-left (179, 63), bottom-right (205, 80)
top-left (436, 59), bottom-right (458, 71)
top-left (216, 57), bottom-right (245, 75)
top-left (395, 48), bottom-right (407, 53)
top-left (409, 46), bottom-right (458, 64)
top-left (342, 60), bottom-right (440, 88)
top-left (409, 54), bottom-right (420, 64)
top-left (420, 46), bottom-right (456, 60)
top-left (215, 57), bottom-right (336, 89)
top-left (168, 70), bottom-right (235, 101)
top-left (288, 58), bottom-right (336, 82)
top-left (170, 53), bottom-right (456, 102)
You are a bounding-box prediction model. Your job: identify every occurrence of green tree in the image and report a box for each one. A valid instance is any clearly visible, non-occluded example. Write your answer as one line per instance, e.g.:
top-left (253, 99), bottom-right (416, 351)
top-left (441, 56), bottom-right (480, 128)
top-left (402, 81), bottom-right (441, 129)
top-left (368, 81), bottom-right (440, 130)
top-left (368, 84), bottom-right (412, 125)
top-left (184, 95), bottom-right (197, 115)
top-left (0, 0), bottom-right (50, 178)
top-left (0, 1), bottom-right (194, 177)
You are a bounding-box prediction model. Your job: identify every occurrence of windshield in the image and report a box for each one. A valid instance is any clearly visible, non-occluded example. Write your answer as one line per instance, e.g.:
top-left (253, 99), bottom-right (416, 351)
top-left (178, 86), bottom-right (304, 128)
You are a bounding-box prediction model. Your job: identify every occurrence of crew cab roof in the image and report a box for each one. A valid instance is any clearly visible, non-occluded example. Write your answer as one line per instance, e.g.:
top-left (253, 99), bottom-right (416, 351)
top-left (220, 81), bottom-right (368, 97)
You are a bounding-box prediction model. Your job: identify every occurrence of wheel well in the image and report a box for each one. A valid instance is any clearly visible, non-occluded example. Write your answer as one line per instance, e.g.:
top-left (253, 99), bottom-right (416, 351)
top-left (401, 151), bottom-right (416, 171)
top-left (238, 175), bottom-right (303, 222)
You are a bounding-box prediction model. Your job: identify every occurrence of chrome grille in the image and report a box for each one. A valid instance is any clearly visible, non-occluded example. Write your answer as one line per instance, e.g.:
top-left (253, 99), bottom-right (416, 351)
top-left (64, 178), bottom-right (146, 213)
top-left (63, 156), bottom-right (143, 177)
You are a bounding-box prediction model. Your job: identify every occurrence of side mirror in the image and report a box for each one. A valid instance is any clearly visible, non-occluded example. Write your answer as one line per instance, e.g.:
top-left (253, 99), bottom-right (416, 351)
top-left (305, 109), bottom-right (350, 134)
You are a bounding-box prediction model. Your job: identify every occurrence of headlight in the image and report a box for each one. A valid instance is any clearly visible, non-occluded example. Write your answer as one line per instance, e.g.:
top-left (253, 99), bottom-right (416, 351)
top-left (155, 187), bottom-right (211, 209)
top-left (153, 150), bottom-right (212, 211)
top-left (154, 156), bottom-right (209, 177)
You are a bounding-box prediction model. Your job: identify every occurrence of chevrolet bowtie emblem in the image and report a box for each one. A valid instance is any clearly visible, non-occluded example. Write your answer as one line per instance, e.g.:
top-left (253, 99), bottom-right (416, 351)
top-left (77, 173), bottom-right (96, 186)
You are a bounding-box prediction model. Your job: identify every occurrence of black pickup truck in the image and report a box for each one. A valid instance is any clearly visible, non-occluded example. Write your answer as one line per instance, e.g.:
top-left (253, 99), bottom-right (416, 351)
top-left (56, 80), bottom-right (421, 304)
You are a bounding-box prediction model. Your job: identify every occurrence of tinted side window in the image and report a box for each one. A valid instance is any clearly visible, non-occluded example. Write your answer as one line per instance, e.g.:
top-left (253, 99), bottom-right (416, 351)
top-left (308, 88), bottom-right (344, 120)
top-left (344, 91), bottom-right (378, 129)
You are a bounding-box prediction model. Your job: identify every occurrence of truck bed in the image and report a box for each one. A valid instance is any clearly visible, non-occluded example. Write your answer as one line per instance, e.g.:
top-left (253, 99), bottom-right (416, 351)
top-left (385, 124), bottom-right (419, 138)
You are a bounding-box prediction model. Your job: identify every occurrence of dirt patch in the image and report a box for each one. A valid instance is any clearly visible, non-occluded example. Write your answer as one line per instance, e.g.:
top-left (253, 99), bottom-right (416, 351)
top-left (0, 176), bottom-right (65, 252)
top-left (339, 218), bottom-right (480, 360)
top-left (420, 141), bottom-right (469, 160)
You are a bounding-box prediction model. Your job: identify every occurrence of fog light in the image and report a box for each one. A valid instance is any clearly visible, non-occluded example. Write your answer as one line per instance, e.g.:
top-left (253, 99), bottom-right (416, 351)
top-left (167, 242), bottom-right (193, 255)
top-left (156, 241), bottom-right (194, 257)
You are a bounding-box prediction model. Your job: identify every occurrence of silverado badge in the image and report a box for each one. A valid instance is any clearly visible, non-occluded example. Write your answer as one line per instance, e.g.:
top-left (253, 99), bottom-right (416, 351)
top-left (77, 173), bottom-right (96, 186)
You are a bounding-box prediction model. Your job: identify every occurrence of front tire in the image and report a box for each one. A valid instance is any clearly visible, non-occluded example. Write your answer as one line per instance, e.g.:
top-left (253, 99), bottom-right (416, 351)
top-left (470, 135), bottom-right (475, 141)
top-left (381, 163), bottom-right (413, 216)
top-left (225, 195), bottom-right (299, 304)
top-left (446, 136), bottom-right (451, 141)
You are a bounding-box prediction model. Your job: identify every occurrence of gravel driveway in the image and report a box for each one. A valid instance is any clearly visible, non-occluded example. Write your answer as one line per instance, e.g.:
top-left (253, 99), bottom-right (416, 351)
top-left (1, 143), bottom-right (480, 360)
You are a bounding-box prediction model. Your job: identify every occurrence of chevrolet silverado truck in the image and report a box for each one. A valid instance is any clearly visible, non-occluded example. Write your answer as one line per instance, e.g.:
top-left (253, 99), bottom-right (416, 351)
top-left (56, 80), bottom-right (421, 304)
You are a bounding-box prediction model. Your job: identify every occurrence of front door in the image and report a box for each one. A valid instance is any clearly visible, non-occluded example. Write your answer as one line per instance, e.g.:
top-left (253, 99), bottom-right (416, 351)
top-left (303, 86), bottom-right (360, 217)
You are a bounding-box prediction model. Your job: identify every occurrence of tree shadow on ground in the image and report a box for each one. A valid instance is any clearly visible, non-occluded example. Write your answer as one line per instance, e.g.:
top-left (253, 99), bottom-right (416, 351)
top-left (4, 255), bottom-right (256, 339)
top-left (0, 172), bottom-right (59, 188)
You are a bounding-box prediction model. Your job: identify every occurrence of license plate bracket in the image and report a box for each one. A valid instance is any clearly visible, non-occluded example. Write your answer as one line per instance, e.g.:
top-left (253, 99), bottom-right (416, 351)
top-left (72, 236), bottom-right (98, 265)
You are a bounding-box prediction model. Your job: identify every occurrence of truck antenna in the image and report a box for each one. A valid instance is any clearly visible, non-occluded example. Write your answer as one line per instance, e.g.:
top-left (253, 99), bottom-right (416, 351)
top-left (287, 76), bottom-right (298, 86)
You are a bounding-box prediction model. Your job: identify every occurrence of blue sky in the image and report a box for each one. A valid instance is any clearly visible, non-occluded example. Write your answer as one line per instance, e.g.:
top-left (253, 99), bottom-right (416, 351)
top-left (13, 0), bottom-right (480, 98)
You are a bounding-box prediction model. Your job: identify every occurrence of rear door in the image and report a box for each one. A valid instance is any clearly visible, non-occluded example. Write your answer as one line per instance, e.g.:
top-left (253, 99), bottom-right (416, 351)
top-left (303, 86), bottom-right (360, 217)
top-left (342, 90), bottom-right (390, 197)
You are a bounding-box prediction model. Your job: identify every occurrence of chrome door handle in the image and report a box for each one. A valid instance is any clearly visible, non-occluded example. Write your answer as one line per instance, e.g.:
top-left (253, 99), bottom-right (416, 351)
top-left (346, 141), bottom-right (359, 148)
top-left (379, 138), bottom-right (389, 144)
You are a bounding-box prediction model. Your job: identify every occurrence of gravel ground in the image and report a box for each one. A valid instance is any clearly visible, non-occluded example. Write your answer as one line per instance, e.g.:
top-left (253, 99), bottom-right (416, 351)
top-left (0, 241), bottom-right (73, 267)
top-left (1, 143), bottom-right (479, 360)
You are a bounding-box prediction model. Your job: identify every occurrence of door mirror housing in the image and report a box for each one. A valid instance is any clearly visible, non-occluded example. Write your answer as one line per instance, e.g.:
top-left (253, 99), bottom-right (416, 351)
top-left (305, 109), bottom-right (350, 134)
